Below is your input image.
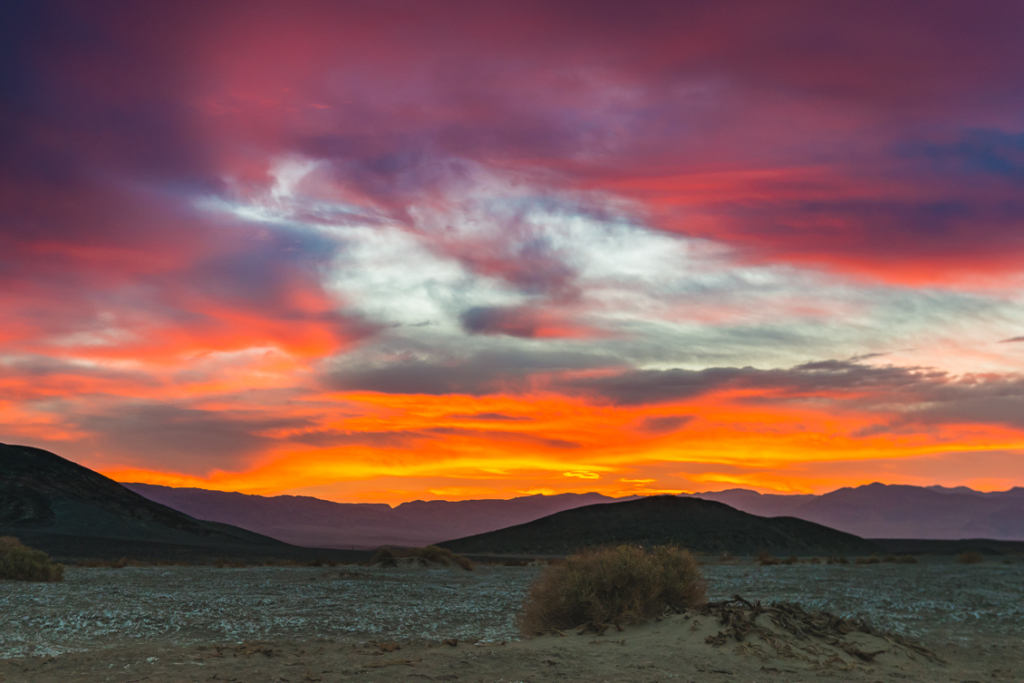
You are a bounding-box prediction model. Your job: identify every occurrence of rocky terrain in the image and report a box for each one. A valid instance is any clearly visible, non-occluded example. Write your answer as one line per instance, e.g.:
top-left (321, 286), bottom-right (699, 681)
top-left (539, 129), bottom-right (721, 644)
top-left (1, 558), bottom-right (1021, 681)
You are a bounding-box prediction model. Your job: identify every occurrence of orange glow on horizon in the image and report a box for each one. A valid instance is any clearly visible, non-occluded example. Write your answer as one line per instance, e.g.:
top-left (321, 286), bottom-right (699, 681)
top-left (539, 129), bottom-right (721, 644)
top-left (89, 388), bottom-right (1024, 505)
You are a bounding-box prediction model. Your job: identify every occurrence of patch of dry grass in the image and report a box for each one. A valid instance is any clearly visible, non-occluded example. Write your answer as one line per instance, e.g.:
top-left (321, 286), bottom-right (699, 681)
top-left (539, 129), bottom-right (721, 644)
top-left (370, 546), bottom-right (474, 570)
top-left (957, 551), bottom-right (984, 564)
top-left (0, 536), bottom-right (64, 582)
top-left (518, 545), bottom-right (706, 635)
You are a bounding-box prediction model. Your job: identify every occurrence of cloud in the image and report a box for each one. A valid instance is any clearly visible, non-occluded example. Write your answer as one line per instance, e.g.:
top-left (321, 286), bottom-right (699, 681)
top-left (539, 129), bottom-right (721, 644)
top-left (74, 403), bottom-right (314, 473)
top-left (559, 359), bottom-right (1024, 431)
top-left (459, 305), bottom-right (601, 339)
top-left (637, 415), bottom-right (694, 434)
top-left (326, 347), bottom-right (617, 396)
top-left (447, 412), bottom-right (531, 421)
top-left (5, 0), bottom-right (1024, 498)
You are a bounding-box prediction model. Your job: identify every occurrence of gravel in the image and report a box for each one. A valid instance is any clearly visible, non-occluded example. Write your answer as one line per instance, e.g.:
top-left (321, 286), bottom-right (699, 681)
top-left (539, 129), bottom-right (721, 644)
top-left (2, 558), bottom-right (1022, 659)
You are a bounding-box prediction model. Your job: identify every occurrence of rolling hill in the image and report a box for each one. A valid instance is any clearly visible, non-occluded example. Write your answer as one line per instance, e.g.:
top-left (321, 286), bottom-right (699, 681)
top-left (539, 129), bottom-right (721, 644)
top-left (0, 443), bottom-right (368, 563)
top-left (439, 494), bottom-right (879, 556)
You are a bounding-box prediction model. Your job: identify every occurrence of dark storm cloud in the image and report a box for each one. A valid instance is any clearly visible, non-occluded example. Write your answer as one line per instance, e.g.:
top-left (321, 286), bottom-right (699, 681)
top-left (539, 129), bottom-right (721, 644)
top-left (637, 415), bottom-right (694, 434)
top-left (557, 361), bottom-right (941, 406)
top-left (425, 427), bottom-right (580, 450)
top-left (559, 359), bottom-right (1024, 432)
top-left (326, 349), bottom-right (618, 396)
top-left (902, 129), bottom-right (1024, 180)
top-left (460, 306), bottom-right (541, 338)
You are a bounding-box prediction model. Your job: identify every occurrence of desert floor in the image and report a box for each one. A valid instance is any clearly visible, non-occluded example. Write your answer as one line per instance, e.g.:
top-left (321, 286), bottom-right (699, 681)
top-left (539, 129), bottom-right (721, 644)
top-left (1, 557), bottom-right (1022, 682)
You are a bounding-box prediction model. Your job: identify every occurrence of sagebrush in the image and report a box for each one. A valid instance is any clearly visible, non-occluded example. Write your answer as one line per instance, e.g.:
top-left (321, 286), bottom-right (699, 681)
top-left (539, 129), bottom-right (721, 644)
top-left (518, 545), bottom-right (705, 635)
top-left (0, 537), bottom-right (64, 582)
top-left (370, 545), bottom-right (473, 570)
top-left (957, 551), bottom-right (984, 564)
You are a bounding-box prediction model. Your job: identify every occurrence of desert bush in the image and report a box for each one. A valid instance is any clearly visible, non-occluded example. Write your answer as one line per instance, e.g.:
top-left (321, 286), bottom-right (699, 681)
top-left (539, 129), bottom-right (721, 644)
top-left (826, 556), bottom-right (849, 565)
top-left (957, 551), bottom-right (984, 565)
top-left (756, 551), bottom-right (779, 566)
top-left (518, 545), bottom-right (706, 635)
top-left (370, 546), bottom-right (473, 570)
top-left (214, 558), bottom-right (248, 568)
top-left (417, 545), bottom-right (474, 570)
top-left (805, 556), bottom-right (821, 564)
top-left (0, 537), bottom-right (64, 582)
top-left (882, 554), bottom-right (918, 564)
top-left (371, 548), bottom-right (398, 567)
top-left (855, 556), bottom-right (880, 565)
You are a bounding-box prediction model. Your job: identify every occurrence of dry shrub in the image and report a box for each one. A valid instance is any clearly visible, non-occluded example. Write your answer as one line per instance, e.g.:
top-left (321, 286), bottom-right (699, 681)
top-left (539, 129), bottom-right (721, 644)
top-left (826, 556), bottom-right (849, 565)
top-left (77, 557), bottom-right (133, 569)
top-left (371, 547), bottom-right (398, 567)
top-left (855, 556), bottom-right (880, 565)
top-left (882, 554), bottom-right (918, 564)
top-left (756, 551), bottom-right (779, 566)
top-left (0, 537), bottom-right (64, 582)
top-left (214, 558), bottom-right (247, 568)
top-left (518, 545), bottom-right (706, 635)
top-left (371, 546), bottom-right (473, 570)
top-left (417, 545), bottom-right (474, 570)
top-left (957, 551), bottom-right (984, 565)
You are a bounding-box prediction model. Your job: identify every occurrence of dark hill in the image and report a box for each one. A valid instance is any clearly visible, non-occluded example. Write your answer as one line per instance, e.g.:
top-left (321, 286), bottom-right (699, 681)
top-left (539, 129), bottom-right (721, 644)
top-left (439, 495), bottom-right (879, 556)
top-left (0, 443), bottom-right (368, 564)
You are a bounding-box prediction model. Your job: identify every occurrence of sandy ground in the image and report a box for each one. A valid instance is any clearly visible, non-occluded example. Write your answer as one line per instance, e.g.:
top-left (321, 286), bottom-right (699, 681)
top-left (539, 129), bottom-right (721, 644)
top-left (2, 558), bottom-right (1022, 682)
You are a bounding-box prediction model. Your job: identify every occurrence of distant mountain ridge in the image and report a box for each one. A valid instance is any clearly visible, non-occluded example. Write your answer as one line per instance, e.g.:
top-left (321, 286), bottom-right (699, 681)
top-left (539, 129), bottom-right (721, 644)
top-left (123, 481), bottom-right (1024, 548)
top-left (124, 483), bottom-right (633, 548)
top-left (687, 483), bottom-right (1024, 540)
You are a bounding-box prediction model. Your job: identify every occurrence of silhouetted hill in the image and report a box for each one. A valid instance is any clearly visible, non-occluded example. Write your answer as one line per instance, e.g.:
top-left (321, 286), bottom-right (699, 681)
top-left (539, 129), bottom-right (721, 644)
top-left (439, 495), bottom-right (879, 556)
top-left (124, 483), bottom-right (632, 548)
top-left (690, 483), bottom-right (1024, 540)
top-left (0, 443), bottom-right (369, 563)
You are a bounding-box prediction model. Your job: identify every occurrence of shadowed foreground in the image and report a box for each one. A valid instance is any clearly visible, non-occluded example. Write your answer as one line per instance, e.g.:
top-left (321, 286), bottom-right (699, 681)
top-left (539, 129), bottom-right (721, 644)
top-left (2, 560), bottom-right (1021, 682)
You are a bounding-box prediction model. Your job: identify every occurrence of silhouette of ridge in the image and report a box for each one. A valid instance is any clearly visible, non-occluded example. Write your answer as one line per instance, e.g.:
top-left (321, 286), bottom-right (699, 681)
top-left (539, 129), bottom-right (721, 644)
top-left (439, 494), bottom-right (879, 556)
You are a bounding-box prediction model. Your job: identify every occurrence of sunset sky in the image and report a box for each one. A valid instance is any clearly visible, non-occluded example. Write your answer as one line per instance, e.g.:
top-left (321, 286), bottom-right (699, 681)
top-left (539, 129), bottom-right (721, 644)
top-left (3, 1), bottom-right (1024, 504)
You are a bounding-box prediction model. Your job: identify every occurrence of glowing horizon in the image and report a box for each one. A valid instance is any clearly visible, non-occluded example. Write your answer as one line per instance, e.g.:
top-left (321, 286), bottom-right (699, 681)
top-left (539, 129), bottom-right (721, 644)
top-left (3, 2), bottom-right (1024, 504)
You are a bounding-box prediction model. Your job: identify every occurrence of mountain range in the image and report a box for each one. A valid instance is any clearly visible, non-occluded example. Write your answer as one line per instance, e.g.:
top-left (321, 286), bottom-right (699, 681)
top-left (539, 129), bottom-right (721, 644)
top-left (124, 482), bottom-right (631, 548)
top-left (124, 480), bottom-right (1024, 548)
top-left (689, 484), bottom-right (1024, 540)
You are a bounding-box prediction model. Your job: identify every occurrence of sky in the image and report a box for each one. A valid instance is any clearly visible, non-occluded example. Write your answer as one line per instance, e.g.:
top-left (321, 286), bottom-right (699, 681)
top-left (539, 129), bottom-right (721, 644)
top-left (3, 1), bottom-right (1024, 504)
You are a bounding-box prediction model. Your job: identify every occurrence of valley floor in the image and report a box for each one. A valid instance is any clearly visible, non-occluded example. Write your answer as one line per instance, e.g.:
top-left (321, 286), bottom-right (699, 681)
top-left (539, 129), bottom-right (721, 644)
top-left (1, 558), bottom-right (1021, 682)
